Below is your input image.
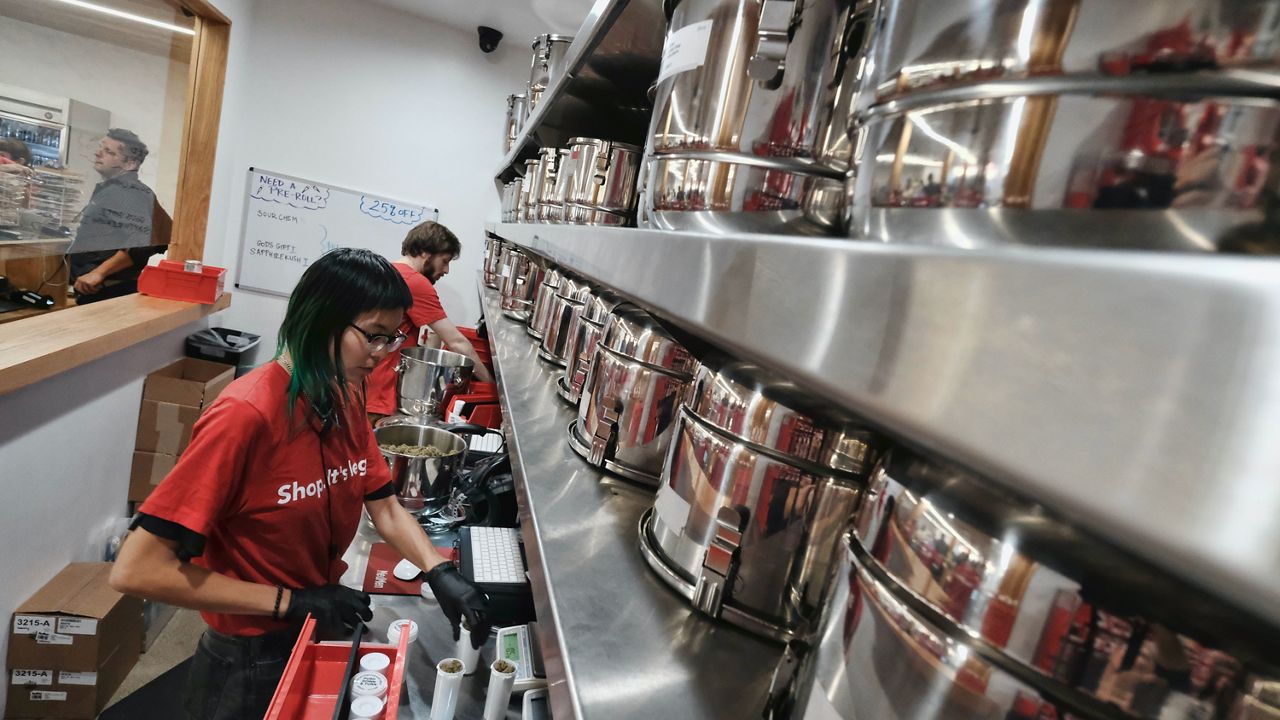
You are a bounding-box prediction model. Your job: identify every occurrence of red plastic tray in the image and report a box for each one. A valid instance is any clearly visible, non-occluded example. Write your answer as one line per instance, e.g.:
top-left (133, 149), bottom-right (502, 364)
top-left (138, 259), bottom-right (226, 304)
top-left (264, 616), bottom-right (409, 720)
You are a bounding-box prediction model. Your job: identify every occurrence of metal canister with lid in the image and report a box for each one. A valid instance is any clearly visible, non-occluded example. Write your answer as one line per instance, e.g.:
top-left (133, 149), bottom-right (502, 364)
top-left (766, 445), bottom-right (1280, 719)
top-left (503, 93), bottom-right (528, 154)
top-left (640, 359), bottom-right (878, 641)
top-left (532, 147), bottom-right (563, 224)
top-left (538, 277), bottom-right (593, 367)
top-left (557, 290), bottom-right (621, 405)
top-left (520, 159), bottom-right (540, 223)
top-left (528, 34), bottom-right (574, 111)
top-left (526, 267), bottom-right (564, 340)
top-left (498, 247), bottom-right (535, 321)
top-left (563, 137), bottom-right (643, 226)
top-left (482, 236), bottom-right (504, 289)
top-left (568, 305), bottom-right (697, 487)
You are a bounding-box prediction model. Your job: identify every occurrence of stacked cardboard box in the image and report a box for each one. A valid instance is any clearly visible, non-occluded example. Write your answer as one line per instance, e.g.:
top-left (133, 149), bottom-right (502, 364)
top-left (128, 358), bottom-right (234, 502)
top-left (5, 564), bottom-right (143, 719)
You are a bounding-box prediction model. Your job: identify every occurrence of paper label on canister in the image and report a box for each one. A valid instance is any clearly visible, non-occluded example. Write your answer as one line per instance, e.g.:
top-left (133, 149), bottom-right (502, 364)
top-left (653, 484), bottom-right (692, 536)
top-left (29, 690), bottom-right (67, 701)
top-left (58, 672), bottom-right (97, 686)
top-left (11, 669), bottom-right (52, 686)
top-left (56, 617), bottom-right (97, 636)
top-left (657, 20), bottom-right (713, 85)
top-left (12, 615), bottom-right (54, 635)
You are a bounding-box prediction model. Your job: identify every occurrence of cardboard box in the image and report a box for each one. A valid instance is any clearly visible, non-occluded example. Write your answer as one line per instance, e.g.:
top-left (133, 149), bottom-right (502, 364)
top-left (6, 564), bottom-right (142, 719)
top-left (134, 400), bottom-right (201, 455)
top-left (142, 357), bottom-right (233, 409)
top-left (127, 451), bottom-right (176, 503)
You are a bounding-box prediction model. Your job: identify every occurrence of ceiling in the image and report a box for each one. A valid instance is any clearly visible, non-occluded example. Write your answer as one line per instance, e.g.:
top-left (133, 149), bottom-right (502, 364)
top-left (366, 0), bottom-right (594, 40)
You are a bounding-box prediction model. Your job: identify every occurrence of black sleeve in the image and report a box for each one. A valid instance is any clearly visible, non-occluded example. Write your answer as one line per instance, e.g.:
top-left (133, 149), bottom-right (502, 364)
top-left (130, 513), bottom-right (207, 562)
top-left (364, 482), bottom-right (397, 501)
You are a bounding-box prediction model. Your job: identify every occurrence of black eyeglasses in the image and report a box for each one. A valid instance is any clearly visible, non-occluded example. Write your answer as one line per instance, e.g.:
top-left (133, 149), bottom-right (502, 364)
top-left (348, 323), bottom-right (407, 354)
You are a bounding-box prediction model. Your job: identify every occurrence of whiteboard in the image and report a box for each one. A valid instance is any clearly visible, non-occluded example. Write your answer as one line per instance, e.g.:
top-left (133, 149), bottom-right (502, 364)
top-left (235, 167), bottom-right (439, 297)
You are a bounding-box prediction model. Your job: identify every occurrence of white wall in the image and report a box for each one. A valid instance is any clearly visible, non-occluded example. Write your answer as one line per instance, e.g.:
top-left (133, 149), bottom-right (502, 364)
top-left (208, 0), bottom-right (530, 355)
top-left (0, 321), bottom-right (209, 712)
top-left (0, 17), bottom-right (190, 211)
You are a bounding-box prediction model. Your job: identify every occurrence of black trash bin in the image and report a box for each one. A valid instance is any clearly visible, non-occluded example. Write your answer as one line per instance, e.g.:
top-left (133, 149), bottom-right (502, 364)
top-left (186, 327), bottom-right (262, 377)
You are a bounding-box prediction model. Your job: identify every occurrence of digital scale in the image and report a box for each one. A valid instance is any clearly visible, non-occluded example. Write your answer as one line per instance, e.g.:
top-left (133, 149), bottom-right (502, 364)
top-left (496, 622), bottom-right (546, 693)
top-left (522, 688), bottom-right (549, 719)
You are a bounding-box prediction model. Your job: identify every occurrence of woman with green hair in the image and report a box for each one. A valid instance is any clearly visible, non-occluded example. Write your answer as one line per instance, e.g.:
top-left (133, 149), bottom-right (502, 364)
top-left (110, 248), bottom-right (489, 720)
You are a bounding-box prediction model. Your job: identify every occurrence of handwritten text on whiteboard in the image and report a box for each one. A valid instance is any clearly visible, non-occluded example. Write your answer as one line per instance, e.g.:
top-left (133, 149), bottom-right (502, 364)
top-left (360, 196), bottom-right (424, 225)
top-left (251, 174), bottom-right (330, 210)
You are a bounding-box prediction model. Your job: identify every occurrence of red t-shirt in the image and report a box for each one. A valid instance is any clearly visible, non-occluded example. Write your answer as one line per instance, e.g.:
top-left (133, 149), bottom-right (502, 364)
top-left (138, 362), bottom-right (394, 636)
top-left (366, 262), bottom-right (448, 414)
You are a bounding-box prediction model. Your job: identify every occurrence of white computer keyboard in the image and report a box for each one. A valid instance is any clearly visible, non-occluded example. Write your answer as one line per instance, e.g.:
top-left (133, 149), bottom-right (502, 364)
top-left (468, 433), bottom-right (503, 453)
top-left (470, 526), bottom-right (525, 584)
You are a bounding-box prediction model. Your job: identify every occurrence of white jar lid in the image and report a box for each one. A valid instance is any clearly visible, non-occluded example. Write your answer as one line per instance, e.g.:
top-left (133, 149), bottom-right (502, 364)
top-left (350, 670), bottom-right (388, 699)
top-left (350, 694), bottom-right (385, 719)
top-left (359, 651), bottom-right (391, 674)
top-left (350, 691), bottom-right (384, 712)
top-left (387, 618), bottom-right (418, 645)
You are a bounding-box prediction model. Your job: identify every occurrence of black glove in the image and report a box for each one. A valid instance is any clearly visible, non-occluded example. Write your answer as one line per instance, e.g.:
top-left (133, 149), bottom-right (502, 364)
top-left (425, 562), bottom-right (491, 649)
top-left (284, 585), bottom-right (373, 632)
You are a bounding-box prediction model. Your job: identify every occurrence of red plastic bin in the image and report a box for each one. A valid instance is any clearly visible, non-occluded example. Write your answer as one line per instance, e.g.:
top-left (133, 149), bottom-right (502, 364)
top-left (138, 260), bottom-right (226, 304)
top-left (264, 616), bottom-right (409, 720)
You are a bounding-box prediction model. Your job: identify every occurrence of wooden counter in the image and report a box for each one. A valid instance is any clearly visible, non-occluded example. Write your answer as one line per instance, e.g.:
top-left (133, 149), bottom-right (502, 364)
top-left (0, 291), bottom-right (231, 397)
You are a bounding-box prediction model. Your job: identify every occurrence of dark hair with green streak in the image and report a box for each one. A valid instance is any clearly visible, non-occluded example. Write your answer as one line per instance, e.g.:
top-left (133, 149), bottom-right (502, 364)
top-left (276, 247), bottom-right (411, 428)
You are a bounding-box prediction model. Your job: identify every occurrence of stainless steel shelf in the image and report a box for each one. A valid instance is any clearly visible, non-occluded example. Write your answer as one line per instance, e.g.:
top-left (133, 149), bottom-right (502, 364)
top-left (494, 0), bottom-right (663, 183)
top-left (479, 281), bottom-right (781, 720)
top-left (486, 221), bottom-right (1280, 631)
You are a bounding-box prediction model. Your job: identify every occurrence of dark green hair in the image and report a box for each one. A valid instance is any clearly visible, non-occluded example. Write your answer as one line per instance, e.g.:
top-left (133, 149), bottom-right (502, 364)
top-left (276, 248), bottom-right (411, 427)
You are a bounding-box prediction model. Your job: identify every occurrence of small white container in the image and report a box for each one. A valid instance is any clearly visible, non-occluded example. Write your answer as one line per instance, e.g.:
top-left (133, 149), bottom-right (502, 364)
top-left (429, 657), bottom-right (465, 720)
top-left (456, 620), bottom-right (481, 675)
top-left (387, 618), bottom-right (418, 646)
top-left (360, 651), bottom-right (391, 676)
top-left (351, 670), bottom-right (388, 700)
top-left (482, 658), bottom-right (517, 720)
top-left (350, 694), bottom-right (385, 720)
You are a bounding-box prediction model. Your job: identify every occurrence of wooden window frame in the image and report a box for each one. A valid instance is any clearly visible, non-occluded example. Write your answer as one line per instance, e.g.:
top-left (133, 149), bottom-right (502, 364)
top-left (0, 0), bottom-right (232, 397)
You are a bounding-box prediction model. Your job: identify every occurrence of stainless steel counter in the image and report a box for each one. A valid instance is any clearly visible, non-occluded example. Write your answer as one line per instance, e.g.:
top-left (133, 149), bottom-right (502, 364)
top-left (478, 280), bottom-right (783, 720)
top-left (486, 221), bottom-right (1280, 634)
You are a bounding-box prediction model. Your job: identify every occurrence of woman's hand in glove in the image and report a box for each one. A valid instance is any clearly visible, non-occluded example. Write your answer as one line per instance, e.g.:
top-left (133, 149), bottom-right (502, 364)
top-left (284, 585), bottom-right (373, 631)
top-left (425, 562), bottom-right (491, 649)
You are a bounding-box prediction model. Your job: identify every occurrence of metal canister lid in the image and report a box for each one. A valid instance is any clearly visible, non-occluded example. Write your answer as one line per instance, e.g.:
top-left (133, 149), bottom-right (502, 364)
top-left (582, 290), bottom-right (620, 322)
top-left (532, 33), bottom-right (574, 48)
top-left (555, 277), bottom-right (593, 304)
top-left (599, 305), bottom-right (695, 375)
top-left (686, 359), bottom-right (876, 473)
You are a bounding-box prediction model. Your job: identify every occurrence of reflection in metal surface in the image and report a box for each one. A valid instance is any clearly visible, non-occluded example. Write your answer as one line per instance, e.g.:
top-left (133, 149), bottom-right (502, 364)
top-left (562, 137), bottom-right (642, 226)
top-left (848, 82), bottom-right (1280, 251)
top-left (772, 447), bottom-right (1280, 719)
top-left (527, 266), bottom-right (564, 339)
top-left (489, 221), bottom-right (1280, 639)
top-left (479, 282), bottom-right (781, 720)
top-left (539, 278), bottom-right (593, 366)
top-left (863, 0), bottom-right (1280, 102)
top-left (498, 247), bottom-right (536, 321)
top-left (643, 0), bottom-right (873, 234)
top-left (571, 305), bottom-right (694, 487)
top-left (642, 359), bottom-right (878, 641)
